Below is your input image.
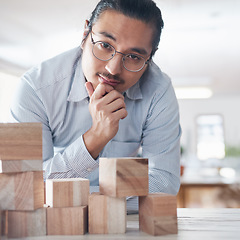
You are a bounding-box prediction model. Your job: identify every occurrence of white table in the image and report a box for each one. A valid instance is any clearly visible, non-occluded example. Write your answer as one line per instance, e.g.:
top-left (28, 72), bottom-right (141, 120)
top-left (8, 208), bottom-right (240, 240)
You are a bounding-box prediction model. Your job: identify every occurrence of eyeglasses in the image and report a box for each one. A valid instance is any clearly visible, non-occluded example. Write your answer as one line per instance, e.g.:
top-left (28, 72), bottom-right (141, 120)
top-left (90, 32), bottom-right (150, 72)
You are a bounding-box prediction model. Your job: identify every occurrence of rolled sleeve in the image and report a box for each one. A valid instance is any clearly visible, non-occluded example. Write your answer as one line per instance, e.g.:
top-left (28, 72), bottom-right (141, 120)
top-left (64, 135), bottom-right (99, 177)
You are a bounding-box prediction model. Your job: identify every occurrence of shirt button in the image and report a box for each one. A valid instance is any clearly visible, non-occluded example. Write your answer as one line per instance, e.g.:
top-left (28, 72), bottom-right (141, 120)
top-left (87, 168), bottom-right (92, 172)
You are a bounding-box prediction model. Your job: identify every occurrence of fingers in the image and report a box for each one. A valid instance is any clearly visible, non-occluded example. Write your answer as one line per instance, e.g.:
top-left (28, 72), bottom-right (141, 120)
top-left (113, 107), bottom-right (128, 120)
top-left (85, 82), bottom-right (123, 102)
top-left (103, 88), bottom-right (124, 104)
top-left (85, 82), bottom-right (94, 98)
top-left (86, 82), bottom-right (127, 122)
top-left (107, 97), bottom-right (126, 114)
top-left (92, 83), bottom-right (114, 100)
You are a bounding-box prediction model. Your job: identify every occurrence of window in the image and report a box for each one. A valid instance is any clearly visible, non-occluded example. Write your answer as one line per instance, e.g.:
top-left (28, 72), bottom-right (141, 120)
top-left (0, 72), bottom-right (20, 122)
top-left (196, 114), bottom-right (225, 160)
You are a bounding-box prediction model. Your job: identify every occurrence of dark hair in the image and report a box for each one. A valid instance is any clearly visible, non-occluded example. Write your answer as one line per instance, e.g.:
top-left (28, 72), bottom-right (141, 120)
top-left (87, 0), bottom-right (164, 56)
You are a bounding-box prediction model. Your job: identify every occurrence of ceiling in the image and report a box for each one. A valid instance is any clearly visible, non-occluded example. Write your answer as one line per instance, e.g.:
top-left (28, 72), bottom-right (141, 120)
top-left (0, 0), bottom-right (240, 98)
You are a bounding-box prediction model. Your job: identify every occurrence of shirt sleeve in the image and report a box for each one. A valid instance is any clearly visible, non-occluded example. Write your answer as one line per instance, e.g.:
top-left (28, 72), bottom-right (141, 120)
top-left (142, 82), bottom-right (182, 195)
top-left (10, 76), bottom-right (99, 180)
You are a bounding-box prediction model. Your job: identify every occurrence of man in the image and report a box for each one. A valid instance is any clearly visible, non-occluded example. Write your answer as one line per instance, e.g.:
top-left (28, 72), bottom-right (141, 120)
top-left (11, 0), bottom-right (181, 211)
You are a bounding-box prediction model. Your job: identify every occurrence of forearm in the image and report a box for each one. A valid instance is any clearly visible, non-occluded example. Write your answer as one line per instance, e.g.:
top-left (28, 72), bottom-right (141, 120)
top-left (10, 79), bottom-right (98, 180)
top-left (149, 168), bottom-right (180, 195)
top-left (43, 135), bottom-right (99, 180)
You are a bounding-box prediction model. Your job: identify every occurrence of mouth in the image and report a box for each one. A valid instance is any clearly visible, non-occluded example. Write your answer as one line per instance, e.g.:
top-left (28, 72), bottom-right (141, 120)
top-left (98, 74), bottom-right (120, 87)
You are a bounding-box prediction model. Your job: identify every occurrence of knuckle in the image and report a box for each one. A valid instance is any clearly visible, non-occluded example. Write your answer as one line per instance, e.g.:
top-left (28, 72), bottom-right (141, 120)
top-left (112, 90), bottom-right (121, 98)
top-left (95, 102), bottom-right (102, 111)
top-left (117, 97), bottom-right (125, 106)
top-left (106, 115), bottom-right (114, 124)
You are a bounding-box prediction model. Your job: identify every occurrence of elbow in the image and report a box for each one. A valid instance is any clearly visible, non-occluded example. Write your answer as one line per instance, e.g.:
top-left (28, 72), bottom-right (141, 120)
top-left (149, 170), bottom-right (180, 195)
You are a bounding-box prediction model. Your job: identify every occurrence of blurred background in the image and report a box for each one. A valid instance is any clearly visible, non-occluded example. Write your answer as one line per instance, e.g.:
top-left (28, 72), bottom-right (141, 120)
top-left (1, 0), bottom-right (240, 207)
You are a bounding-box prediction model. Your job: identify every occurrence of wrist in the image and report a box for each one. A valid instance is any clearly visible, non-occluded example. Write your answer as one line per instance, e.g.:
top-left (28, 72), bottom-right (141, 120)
top-left (83, 128), bottom-right (108, 159)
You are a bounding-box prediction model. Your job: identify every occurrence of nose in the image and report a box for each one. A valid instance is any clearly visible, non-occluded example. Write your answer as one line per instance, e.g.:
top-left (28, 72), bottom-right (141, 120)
top-left (105, 53), bottom-right (123, 75)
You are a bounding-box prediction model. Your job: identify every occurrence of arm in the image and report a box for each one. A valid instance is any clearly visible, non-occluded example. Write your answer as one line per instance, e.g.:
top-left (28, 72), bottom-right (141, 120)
top-left (10, 77), bottom-right (98, 179)
top-left (142, 83), bottom-right (181, 195)
top-left (10, 76), bottom-right (127, 180)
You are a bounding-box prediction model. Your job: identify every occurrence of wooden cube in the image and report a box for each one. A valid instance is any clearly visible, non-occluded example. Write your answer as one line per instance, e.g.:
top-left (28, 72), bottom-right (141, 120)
top-left (89, 193), bottom-right (126, 234)
top-left (0, 210), bottom-right (7, 239)
top-left (0, 208), bottom-right (3, 239)
top-left (0, 159), bottom-right (42, 173)
top-left (0, 171), bottom-right (44, 210)
top-left (5, 208), bottom-right (46, 238)
top-left (0, 122), bottom-right (42, 160)
top-left (46, 178), bottom-right (89, 207)
top-left (139, 193), bottom-right (178, 236)
top-left (47, 206), bottom-right (88, 235)
top-left (99, 157), bottom-right (148, 197)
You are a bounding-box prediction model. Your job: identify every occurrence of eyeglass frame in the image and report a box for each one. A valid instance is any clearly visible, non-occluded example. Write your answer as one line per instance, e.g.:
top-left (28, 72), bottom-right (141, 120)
top-left (90, 31), bottom-right (151, 72)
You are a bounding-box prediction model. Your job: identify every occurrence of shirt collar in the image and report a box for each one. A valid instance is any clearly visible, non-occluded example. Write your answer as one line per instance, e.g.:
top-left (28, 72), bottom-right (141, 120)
top-left (67, 54), bottom-right (88, 102)
top-left (125, 81), bottom-right (143, 100)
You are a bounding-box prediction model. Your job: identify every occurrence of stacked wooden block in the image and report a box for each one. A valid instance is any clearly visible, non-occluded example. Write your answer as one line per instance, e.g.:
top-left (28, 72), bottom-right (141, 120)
top-left (0, 123), bottom-right (45, 238)
top-left (45, 178), bottom-right (89, 235)
top-left (0, 122), bottom-right (178, 237)
top-left (89, 157), bottom-right (178, 236)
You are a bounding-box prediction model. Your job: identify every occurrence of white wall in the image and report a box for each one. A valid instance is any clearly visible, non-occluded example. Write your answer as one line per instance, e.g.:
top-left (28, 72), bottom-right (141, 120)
top-left (0, 72), bottom-right (19, 122)
top-left (178, 96), bottom-right (240, 157)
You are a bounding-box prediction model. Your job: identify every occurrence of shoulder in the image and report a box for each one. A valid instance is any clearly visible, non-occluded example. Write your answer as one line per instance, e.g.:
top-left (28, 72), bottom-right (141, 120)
top-left (21, 47), bottom-right (82, 91)
top-left (139, 61), bottom-right (174, 99)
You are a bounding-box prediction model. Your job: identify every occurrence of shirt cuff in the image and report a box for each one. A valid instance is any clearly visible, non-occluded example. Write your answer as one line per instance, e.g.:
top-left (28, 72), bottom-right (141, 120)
top-left (64, 135), bottom-right (99, 177)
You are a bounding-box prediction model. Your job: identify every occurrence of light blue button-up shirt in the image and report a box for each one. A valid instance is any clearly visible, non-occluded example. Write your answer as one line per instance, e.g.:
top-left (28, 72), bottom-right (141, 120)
top-left (11, 47), bottom-right (181, 211)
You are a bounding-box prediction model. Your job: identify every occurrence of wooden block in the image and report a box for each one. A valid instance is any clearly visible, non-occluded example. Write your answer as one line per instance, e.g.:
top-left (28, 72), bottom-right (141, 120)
top-left (0, 171), bottom-right (44, 210)
top-left (46, 178), bottom-right (89, 207)
top-left (0, 210), bottom-right (1, 239)
top-left (47, 206), bottom-right (88, 235)
top-left (89, 192), bottom-right (126, 234)
top-left (0, 210), bottom-right (7, 239)
top-left (139, 193), bottom-right (178, 236)
top-left (0, 159), bottom-right (42, 173)
top-left (0, 209), bottom-right (5, 239)
top-left (99, 157), bottom-right (148, 197)
top-left (6, 208), bottom-right (46, 238)
top-left (0, 122), bottom-right (42, 160)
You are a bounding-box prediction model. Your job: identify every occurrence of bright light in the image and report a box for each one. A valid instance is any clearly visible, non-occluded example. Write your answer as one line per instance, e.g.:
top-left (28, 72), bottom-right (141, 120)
top-left (175, 87), bottom-right (213, 99)
top-left (0, 72), bottom-right (20, 122)
top-left (219, 168), bottom-right (236, 178)
top-left (197, 142), bottom-right (225, 160)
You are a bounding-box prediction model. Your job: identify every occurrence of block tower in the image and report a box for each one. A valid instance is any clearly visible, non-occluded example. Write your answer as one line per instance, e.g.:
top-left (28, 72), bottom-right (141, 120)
top-left (88, 157), bottom-right (178, 236)
top-left (45, 177), bottom-right (89, 235)
top-left (0, 123), bottom-right (45, 238)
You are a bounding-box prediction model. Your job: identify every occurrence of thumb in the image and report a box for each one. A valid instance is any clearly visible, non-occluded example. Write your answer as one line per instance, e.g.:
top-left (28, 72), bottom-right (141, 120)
top-left (85, 82), bottom-right (94, 98)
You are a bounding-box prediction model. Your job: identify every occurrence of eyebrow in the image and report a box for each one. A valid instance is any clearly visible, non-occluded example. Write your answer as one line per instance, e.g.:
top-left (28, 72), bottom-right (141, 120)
top-left (98, 31), bottom-right (149, 56)
top-left (98, 31), bottom-right (116, 41)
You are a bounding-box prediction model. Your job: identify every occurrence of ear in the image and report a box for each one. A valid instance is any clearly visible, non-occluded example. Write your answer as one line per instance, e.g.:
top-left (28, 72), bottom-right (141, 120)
top-left (81, 20), bottom-right (90, 48)
top-left (151, 48), bottom-right (158, 57)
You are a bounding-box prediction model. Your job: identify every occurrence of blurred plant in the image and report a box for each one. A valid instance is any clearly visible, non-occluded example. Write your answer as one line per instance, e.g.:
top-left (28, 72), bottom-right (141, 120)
top-left (225, 145), bottom-right (240, 157)
top-left (180, 146), bottom-right (185, 156)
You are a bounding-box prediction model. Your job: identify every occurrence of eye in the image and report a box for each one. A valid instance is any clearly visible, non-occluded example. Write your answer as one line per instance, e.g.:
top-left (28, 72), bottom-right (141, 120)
top-left (126, 54), bottom-right (142, 61)
top-left (99, 42), bottom-right (113, 51)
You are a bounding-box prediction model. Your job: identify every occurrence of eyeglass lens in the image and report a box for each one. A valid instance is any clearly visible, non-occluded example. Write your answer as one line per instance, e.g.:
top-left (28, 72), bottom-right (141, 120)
top-left (92, 41), bottom-right (146, 72)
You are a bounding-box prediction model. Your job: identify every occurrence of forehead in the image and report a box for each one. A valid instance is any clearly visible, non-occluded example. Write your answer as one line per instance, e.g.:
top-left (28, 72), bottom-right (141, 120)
top-left (92, 10), bottom-right (154, 53)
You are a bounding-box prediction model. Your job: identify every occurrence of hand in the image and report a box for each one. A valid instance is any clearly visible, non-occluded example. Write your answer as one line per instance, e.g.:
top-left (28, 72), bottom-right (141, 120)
top-left (83, 82), bottom-right (128, 159)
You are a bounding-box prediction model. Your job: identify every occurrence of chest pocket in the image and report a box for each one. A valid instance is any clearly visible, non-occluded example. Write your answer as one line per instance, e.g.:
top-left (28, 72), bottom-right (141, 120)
top-left (102, 140), bottom-right (140, 158)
